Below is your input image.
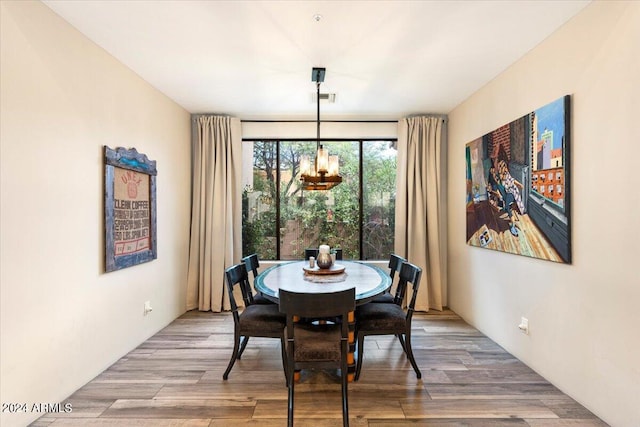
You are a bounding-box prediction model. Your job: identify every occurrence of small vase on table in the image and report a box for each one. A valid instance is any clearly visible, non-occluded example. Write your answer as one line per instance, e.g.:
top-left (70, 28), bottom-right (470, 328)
top-left (316, 244), bottom-right (332, 269)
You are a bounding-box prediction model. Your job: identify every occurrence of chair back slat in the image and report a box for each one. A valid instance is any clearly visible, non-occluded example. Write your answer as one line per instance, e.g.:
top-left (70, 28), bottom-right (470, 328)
top-left (279, 288), bottom-right (355, 362)
top-left (388, 254), bottom-right (406, 280)
top-left (393, 261), bottom-right (421, 308)
top-left (400, 262), bottom-right (422, 315)
top-left (304, 248), bottom-right (343, 260)
top-left (304, 248), bottom-right (318, 260)
top-left (224, 263), bottom-right (254, 309)
top-left (242, 253), bottom-right (260, 280)
top-left (279, 288), bottom-right (354, 319)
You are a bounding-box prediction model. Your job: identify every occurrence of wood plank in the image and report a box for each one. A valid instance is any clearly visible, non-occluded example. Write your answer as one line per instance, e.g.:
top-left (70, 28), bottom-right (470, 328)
top-left (401, 398), bottom-right (559, 419)
top-left (538, 397), bottom-right (602, 419)
top-left (369, 419), bottom-right (529, 426)
top-left (209, 419), bottom-right (369, 427)
top-left (348, 368), bottom-right (450, 384)
top-left (101, 399), bottom-right (254, 419)
top-left (70, 383), bottom-right (162, 400)
top-left (424, 383), bottom-right (565, 400)
top-left (253, 393), bottom-right (405, 419)
top-left (92, 370), bottom-right (204, 384)
top-left (525, 420), bottom-right (609, 427)
top-left (46, 420), bottom-right (210, 426)
top-left (107, 358), bottom-right (228, 371)
top-left (155, 383), bottom-right (288, 400)
top-left (199, 369), bottom-right (287, 385)
top-left (444, 369), bottom-right (548, 384)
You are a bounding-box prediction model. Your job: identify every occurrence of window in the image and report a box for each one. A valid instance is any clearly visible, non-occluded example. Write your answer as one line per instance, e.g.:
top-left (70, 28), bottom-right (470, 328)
top-left (362, 141), bottom-right (397, 260)
top-left (242, 140), bottom-right (397, 260)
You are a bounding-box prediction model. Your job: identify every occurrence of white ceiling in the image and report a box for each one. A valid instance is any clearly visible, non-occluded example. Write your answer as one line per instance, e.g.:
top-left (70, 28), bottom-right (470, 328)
top-left (43, 0), bottom-right (590, 119)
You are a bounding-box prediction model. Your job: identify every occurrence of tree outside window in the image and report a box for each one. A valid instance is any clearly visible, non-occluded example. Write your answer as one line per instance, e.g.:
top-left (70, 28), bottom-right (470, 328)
top-left (242, 140), bottom-right (396, 260)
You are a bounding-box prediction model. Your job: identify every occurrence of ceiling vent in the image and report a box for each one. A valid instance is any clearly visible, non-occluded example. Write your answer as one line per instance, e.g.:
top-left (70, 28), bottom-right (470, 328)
top-left (312, 93), bottom-right (336, 103)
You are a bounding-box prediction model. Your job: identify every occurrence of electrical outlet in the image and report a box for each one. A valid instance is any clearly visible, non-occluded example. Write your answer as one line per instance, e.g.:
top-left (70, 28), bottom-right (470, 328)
top-left (518, 317), bottom-right (529, 335)
top-left (144, 301), bottom-right (153, 315)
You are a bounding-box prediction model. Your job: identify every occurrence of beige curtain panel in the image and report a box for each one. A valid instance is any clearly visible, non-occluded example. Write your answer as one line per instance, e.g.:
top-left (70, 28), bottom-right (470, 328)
top-left (395, 116), bottom-right (447, 311)
top-left (186, 116), bottom-right (242, 312)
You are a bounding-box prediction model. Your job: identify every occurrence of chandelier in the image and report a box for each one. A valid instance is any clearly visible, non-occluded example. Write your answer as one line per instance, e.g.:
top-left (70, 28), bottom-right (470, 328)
top-left (299, 67), bottom-right (342, 191)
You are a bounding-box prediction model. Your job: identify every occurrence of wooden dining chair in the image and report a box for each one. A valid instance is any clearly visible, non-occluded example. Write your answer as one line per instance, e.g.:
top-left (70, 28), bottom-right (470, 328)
top-left (222, 263), bottom-right (287, 381)
top-left (354, 262), bottom-right (422, 381)
top-left (242, 253), bottom-right (276, 305)
top-left (304, 248), bottom-right (343, 260)
top-left (279, 288), bottom-right (355, 427)
top-left (370, 253), bottom-right (406, 304)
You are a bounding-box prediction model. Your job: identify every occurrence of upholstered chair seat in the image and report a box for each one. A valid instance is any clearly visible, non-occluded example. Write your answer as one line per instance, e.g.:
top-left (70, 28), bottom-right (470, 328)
top-left (292, 323), bottom-right (342, 362)
top-left (238, 304), bottom-right (286, 335)
top-left (368, 293), bottom-right (394, 304)
top-left (251, 293), bottom-right (275, 305)
top-left (355, 303), bottom-right (406, 331)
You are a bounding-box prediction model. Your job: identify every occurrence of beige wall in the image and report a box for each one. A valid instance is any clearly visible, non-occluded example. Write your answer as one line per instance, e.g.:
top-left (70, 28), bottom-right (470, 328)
top-left (447, 2), bottom-right (640, 426)
top-left (0, 2), bottom-right (191, 426)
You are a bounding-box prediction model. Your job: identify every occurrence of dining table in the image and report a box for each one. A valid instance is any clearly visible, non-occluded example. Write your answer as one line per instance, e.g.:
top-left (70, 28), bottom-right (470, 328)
top-left (254, 260), bottom-right (391, 381)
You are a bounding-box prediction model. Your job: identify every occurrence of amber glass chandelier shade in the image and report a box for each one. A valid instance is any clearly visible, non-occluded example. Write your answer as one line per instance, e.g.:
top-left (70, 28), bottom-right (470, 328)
top-left (316, 145), bottom-right (329, 173)
top-left (328, 155), bottom-right (339, 176)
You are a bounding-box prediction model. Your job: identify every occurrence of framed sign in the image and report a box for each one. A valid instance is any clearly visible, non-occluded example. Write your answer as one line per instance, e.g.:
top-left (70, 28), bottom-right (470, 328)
top-left (465, 95), bottom-right (571, 263)
top-left (104, 146), bottom-right (157, 272)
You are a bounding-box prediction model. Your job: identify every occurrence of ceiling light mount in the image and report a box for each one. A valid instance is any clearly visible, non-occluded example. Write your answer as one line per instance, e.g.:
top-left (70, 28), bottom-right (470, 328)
top-left (313, 93), bottom-right (336, 103)
top-left (311, 67), bottom-right (325, 83)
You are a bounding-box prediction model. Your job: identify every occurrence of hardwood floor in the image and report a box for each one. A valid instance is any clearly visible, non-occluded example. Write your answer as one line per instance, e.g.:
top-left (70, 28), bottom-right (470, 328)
top-left (32, 310), bottom-right (607, 426)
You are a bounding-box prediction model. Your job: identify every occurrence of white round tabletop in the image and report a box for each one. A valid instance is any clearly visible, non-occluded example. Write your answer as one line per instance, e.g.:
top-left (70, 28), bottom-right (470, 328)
top-left (255, 260), bottom-right (391, 305)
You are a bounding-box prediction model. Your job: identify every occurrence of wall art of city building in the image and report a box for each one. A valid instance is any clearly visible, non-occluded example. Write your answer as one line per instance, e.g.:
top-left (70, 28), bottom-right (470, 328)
top-left (465, 95), bottom-right (571, 263)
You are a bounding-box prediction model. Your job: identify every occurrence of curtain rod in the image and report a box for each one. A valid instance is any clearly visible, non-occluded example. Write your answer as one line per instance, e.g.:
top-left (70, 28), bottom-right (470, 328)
top-left (242, 138), bottom-right (398, 142)
top-left (241, 118), bottom-right (447, 123)
top-left (241, 119), bottom-right (398, 123)
top-left (192, 115), bottom-right (447, 123)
